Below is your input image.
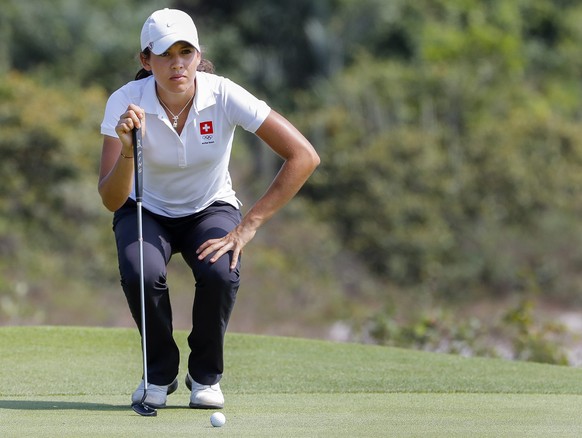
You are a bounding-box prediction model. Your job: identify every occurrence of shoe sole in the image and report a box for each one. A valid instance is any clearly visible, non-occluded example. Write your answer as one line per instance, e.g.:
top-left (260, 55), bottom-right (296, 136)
top-left (189, 402), bottom-right (224, 409)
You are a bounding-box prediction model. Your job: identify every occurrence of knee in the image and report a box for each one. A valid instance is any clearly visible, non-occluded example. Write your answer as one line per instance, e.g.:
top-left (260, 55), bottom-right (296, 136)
top-left (120, 262), bottom-right (168, 294)
top-left (199, 259), bottom-right (240, 290)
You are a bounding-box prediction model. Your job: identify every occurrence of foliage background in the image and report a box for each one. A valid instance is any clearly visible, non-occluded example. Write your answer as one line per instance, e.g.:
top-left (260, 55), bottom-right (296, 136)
top-left (2, 0), bottom-right (582, 364)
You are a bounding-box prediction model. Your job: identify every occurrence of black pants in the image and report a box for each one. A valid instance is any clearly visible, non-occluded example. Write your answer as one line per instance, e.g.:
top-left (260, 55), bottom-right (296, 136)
top-left (113, 200), bottom-right (241, 386)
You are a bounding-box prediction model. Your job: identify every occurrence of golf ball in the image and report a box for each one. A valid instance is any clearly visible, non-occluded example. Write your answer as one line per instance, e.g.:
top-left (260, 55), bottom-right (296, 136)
top-left (210, 412), bottom-right (226, 427)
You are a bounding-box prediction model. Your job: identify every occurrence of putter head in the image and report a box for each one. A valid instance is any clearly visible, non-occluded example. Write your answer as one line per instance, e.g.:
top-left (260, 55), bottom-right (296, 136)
top-left (132, 402), bottom-right (157, 417)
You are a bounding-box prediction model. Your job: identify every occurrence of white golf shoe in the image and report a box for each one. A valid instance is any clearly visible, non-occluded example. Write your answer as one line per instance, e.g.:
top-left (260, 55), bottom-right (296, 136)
top-left (131, 377), bottom-right (178, 408)
top-left (186, 373), bottom-right (224, 409)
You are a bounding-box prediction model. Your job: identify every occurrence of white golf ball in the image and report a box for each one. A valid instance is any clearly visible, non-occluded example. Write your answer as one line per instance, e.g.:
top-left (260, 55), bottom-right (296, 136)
top-left (210, 412), bottom-right (226, 427)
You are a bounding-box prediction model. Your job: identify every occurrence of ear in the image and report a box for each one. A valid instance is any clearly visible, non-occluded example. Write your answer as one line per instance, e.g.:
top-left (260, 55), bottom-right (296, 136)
top-left (140, 52), bottom-right (152, 71)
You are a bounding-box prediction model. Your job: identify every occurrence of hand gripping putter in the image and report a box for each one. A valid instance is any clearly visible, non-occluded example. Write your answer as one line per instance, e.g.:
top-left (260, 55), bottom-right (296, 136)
top-left (130, 127), bottom-right (157, 417)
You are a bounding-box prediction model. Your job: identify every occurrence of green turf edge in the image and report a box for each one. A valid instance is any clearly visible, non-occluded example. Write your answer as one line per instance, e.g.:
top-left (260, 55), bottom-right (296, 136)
top-left (2, 326), bottom-right (582, 397)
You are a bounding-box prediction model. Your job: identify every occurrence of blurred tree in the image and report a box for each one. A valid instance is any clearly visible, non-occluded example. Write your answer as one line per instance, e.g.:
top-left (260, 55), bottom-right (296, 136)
top-left (1, 0), bottom-right (165, 91)
top-left (4, 0), bottom-right (582, 329)
top-left (0, 72), bottom-right (106, 236)
top-left (297, 0), bottom-right (582, 301)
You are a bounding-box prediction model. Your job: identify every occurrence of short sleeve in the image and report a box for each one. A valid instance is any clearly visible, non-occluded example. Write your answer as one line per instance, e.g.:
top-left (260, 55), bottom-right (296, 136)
top-left (221, 79), bottom-right (271, 133)
top-left (100, 79), bottom-right (149, 137)
top-left (101, 89), bottom-right (130, 138)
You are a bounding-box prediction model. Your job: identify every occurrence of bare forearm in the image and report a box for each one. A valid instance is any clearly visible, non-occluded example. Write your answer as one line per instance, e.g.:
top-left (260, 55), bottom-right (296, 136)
top-left (240, 158), bottom-right (317, 232)
top-left (197, 153), bottom-right (319, 269)
top-left (98, 107), bottom-right (145, 212)
top-left (240, 111), bottom-right (320, 232)
top-left (98, 154), bottom-right (134, 212)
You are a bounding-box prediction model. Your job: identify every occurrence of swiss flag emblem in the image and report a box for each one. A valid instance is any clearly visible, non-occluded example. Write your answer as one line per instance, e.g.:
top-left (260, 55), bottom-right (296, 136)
top-left (200, 121), bottom-right (214, 135)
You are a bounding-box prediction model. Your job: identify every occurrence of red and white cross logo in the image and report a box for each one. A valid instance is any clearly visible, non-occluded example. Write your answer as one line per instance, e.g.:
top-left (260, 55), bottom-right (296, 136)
top-left (200, 121), bottom-right (214, 135)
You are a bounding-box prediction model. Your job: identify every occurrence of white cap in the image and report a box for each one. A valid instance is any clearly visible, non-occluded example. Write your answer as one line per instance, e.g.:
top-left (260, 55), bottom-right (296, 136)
top-left (140, 8), bottom-right (200, 55)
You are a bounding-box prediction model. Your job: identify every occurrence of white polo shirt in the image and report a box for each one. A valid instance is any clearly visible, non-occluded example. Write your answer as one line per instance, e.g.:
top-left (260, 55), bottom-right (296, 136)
top-left (101, 72), bottom-right (271, 217)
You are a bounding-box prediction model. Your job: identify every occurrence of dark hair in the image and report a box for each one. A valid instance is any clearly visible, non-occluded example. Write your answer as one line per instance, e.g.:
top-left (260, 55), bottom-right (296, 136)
top-left (135, 48), bottom-right (215, 80)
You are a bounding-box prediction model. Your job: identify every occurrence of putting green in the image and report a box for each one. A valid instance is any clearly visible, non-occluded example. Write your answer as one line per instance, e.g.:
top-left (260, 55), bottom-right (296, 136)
top-left (2, 393), bottom-right (582, 437)
top-left (1, 326), bottom-right (582, 437)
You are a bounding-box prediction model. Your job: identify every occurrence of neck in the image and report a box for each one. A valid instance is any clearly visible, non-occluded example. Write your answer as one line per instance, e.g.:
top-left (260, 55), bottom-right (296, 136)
top-left (155, 82), bottom-right (196, 110)
top-left (157, 94), bottom-right (194, 113)
top-left (156, 83), bottom-right (196, 131)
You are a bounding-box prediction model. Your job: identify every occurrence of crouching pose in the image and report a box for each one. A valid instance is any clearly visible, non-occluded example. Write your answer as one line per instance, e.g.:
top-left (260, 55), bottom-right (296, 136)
top-left (98, 8), bottom-right (319, 409)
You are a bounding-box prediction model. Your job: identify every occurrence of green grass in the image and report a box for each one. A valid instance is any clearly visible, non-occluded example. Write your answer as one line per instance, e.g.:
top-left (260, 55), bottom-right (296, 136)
top-left (1, 326), bottom-right (582, 437)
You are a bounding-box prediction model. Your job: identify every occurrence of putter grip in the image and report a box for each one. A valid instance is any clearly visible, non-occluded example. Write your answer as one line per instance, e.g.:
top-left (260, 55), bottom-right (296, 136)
top-left (132, 127), bottom-right (143, 202)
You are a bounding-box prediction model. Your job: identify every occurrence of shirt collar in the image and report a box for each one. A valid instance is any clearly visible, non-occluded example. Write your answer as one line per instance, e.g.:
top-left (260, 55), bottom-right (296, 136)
top-left (192, 72), bottom-right (216, 113)
top-left (140, 76), bottom-right (160, 115)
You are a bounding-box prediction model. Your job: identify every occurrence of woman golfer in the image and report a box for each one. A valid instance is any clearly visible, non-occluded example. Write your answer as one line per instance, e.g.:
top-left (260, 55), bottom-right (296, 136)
top-left (98, 8), bottom-right (319, 409)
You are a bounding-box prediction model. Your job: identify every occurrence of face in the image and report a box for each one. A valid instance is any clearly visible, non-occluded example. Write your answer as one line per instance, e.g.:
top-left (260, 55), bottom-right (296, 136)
top-left (141, 42), bottom-right (201, 95)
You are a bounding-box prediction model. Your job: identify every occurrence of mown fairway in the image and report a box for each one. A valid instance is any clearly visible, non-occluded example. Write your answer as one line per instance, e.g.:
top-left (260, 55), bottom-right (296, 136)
top-left (1, 326), bottom-right (582, 437)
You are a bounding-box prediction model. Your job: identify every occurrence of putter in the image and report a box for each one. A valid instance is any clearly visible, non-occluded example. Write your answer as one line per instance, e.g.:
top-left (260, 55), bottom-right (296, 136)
top-left (130, 127), bottom-right (157, 417)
